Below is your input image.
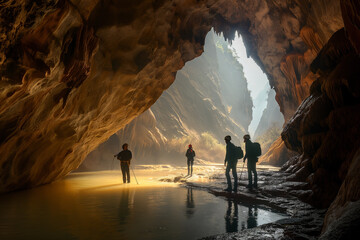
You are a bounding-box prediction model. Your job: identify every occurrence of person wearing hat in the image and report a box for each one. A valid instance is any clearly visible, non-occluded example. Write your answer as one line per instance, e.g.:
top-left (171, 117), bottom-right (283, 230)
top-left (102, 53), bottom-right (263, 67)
top-left (243, 134), bottom-right (258, 189)
top-left (186, 144), bottom-right (196, 176)
top-left (224, 135), bottom-right (238, 192)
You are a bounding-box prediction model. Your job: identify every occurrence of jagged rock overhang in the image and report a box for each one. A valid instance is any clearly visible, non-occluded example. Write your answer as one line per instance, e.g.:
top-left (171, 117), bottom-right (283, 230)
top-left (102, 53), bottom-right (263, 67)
top-left (0, 0), bottom-right (343, 193)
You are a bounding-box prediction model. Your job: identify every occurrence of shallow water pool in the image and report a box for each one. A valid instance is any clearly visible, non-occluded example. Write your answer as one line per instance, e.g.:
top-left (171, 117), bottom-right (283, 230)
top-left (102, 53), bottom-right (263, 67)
top-left (0, 171), bottom-right (286, 240)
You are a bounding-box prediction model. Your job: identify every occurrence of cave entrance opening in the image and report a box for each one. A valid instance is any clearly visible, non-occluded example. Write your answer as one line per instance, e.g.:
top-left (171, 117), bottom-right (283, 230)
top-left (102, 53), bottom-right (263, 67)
top-left (81, 29), bottom-right (284, 171)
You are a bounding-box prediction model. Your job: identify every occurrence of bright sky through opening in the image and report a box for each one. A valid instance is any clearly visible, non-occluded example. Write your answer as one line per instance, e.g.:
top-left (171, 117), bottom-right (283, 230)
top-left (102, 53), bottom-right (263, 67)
top-left (229, 33), bottom-right (270, 136)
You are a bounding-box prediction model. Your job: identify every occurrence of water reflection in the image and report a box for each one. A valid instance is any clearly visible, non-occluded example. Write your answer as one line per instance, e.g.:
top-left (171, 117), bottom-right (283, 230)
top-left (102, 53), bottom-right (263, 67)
top-left (185, 187), bottom-right (195, 218)
top-left (226, 202), bottom-right (259, 232)
top-left (118, 188), bottom-right (132, 225)
top-left (0, 171), bottom-right (286, 239)
top-left (247, 206), bottom-right (258, 229)
top-left (225, 200), bottom-right (238, 232)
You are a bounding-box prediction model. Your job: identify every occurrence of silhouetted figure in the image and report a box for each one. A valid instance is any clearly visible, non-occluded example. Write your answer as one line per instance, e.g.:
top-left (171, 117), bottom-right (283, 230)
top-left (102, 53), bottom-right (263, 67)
top-left (114, 143), bottom-right (132, 183)
top-left (186, 144), bottom-right (195, 176)
top-left (247, 206), bottom-right (258, 228)
top-left (243, 134), bottom-right (258, 190)
top-left (224, 135), bottom-right (238, 192)
top-left (225, 200), bottom-right (238, 232)
top-left (186, 187), bottom-right (195, 218)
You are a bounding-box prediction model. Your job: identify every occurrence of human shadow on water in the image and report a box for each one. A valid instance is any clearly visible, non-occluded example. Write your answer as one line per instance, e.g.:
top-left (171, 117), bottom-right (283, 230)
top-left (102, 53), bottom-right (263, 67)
top-left (225, 200), bottom-right (238, 232)
top-left (185, 187), bottom-right (195, 218)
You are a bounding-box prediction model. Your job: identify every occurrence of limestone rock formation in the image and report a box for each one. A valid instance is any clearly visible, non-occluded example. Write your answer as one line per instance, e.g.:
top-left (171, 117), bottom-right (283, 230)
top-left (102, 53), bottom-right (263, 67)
top-left (282, 26), bottom-right (360, 238)
top-left (2, 0), bottom-right (360, 238)
top-left (282, 27), bottom-right (360, 207)
top-left (254, 89), bottom-right (283, 141)
top-left (0, 0), bottom-right (351, 218)
top-left (258, 136), bottom-right (296, 166)
top-left (253, 89), bottom-right (285, 164)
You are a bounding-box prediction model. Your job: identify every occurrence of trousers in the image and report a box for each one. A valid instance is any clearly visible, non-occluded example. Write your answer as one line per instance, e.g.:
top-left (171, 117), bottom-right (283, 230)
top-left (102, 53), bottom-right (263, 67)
top-left (226, 160), bottom-right (238, 190)
top-left (120, 161), bottom-right (130, 183)
top-left (247, 160), bottom-right (257, 186)
top-left (187, 159), bottom-right (194, 175)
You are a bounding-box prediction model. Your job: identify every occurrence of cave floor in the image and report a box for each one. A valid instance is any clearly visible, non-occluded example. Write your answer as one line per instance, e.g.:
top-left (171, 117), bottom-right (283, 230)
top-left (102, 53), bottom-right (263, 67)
top-left (159, 163), bottom-right (326, 239)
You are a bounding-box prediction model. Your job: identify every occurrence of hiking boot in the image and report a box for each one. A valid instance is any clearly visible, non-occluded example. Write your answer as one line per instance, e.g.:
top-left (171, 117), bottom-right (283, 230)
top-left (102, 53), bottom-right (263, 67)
top-left (233, 188), bottom-right (238, 192)
top-left (253, 184), bottom-right (258, 189)
top-left (223, 188), bottom-right (232, 192)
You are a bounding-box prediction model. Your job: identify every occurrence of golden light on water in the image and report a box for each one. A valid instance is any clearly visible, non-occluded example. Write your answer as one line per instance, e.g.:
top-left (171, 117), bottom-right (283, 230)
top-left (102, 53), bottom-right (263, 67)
top-left (64, 170), bottom-right (180, 192)
top-left (0, 164), bottom-right (285, 239)
top-left (64, 164), bottom-right (280, 193)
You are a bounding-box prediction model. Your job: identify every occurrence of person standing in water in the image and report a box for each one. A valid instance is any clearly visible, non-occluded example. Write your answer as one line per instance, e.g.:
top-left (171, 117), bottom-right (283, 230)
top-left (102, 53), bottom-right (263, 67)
top-left (114, 143), bottom-right (132, 183)
top-left (186, 144), bottom-right (196, 176)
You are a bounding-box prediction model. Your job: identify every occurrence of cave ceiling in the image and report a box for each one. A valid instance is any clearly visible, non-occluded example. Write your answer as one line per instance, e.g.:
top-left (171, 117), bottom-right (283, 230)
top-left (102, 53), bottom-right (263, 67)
top-left (0, 0), bottom-right (347, 192)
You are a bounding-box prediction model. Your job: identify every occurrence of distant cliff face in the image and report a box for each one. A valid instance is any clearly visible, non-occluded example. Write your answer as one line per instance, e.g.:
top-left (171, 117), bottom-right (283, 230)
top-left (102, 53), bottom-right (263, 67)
top-left (82, 31), bottom-right (252, 169)
top-left (253, 89), bottom-right (283, 150)
top-left (254, 89), bottom-right (283, 140)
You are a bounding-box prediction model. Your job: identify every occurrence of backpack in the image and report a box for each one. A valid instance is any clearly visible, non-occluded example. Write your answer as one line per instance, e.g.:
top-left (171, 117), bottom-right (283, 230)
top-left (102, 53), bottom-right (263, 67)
top-left (252, 142), bottom-right (261, 157)
top-left (234, 146), bottom-right (244, 159)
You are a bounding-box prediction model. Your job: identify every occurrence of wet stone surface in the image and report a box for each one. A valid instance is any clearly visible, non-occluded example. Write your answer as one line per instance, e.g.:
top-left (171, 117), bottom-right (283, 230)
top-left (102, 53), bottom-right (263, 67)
top-left (161, 166), bottom-right (326, 239)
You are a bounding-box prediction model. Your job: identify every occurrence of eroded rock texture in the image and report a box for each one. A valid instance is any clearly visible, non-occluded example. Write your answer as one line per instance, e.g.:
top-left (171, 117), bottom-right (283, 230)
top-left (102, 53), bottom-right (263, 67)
top-left (282, 27), bottom-right (360, 207)
top-left (281, 3), bottom-right (360, 234)
top-left (0, 0), bottom-right (346, 195)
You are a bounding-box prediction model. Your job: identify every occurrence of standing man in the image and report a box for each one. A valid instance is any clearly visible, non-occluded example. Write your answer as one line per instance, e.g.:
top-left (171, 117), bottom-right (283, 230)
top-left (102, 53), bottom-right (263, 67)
top-left (224, 135), bottom-right (238, 192)
top-left (243, 134), bottom-right (258, 189)
top-left (114, 143), bottom-right (132, 183)
top-left (186, 144), bottom-right (196, 176)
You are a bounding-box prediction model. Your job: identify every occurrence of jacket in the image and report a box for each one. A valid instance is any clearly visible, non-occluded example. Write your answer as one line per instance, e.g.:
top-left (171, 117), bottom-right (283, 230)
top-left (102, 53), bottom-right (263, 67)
top-left (244, 140), bottom-right (258, 162)
top-left (116, 150), bottom-right (132, 162)
top-left (186, 148), bottom-right (196, 160)
top-left (225, 141), bottom-right (237, 164)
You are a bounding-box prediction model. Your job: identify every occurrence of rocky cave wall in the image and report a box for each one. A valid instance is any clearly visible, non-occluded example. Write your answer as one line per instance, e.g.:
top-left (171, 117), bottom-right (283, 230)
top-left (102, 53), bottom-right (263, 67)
top-left (2, 0), bottom-right (360, 237)
top-left (0, 0), bottom-right (353, 213)
top-left (281, 0), bottom-right (360, 234)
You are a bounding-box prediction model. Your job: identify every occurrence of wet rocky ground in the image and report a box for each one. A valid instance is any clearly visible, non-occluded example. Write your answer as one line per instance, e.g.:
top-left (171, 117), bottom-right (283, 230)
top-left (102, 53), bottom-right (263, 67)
top-left (159, 165), bottom-right (326, 239)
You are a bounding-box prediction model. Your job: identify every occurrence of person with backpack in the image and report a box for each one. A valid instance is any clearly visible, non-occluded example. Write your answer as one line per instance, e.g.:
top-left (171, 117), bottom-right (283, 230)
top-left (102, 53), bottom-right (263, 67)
top-left (186, 144), bottom-right (196, 176)
top-left (224, 135), bottom-right (239, 192)
top-left (114, 143), bottom-right (132, 183)
top-left (243, 134), bottom-right (260, 189)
